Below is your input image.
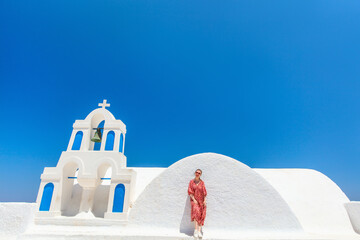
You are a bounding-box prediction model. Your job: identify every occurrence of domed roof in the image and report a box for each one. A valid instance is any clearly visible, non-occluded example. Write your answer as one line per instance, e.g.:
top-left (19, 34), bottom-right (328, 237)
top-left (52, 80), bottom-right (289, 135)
top-left (128, 153), bottom-right (303, 235)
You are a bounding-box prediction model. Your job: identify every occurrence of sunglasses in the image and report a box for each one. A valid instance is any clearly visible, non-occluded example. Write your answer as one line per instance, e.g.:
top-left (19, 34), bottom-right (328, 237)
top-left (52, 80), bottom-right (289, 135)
top-left (195, 172), bottom-right (201, 174)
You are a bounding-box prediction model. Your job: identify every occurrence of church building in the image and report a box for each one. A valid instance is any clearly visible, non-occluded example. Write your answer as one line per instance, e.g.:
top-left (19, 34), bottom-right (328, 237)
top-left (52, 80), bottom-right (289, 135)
top-left (36, 100), bottom-right (136, 221)
top-left (10, 99), bottom-right (358, 239)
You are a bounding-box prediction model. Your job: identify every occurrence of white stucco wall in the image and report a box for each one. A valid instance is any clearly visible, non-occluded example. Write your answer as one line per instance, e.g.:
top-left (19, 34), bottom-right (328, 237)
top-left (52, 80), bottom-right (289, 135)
top-left (129, 168), bottom-right (166, 201)
top-left (128, 153), bottom-right (304, 236)
top-left (255, 169), bottom-right (354, 235)
top-left (345, 202), bottom-right (360, 234)
top-left (0, 203), bottom-right (36, 239)
top-left (2, 153), bottom-right (359, 239)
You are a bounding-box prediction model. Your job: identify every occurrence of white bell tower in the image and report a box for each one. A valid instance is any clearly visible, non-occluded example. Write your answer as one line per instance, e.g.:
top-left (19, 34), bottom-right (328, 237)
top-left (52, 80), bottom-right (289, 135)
top-left (35, 100), bottom-right (137, 222)
top-left (67, 99), bottom-right (126, 155)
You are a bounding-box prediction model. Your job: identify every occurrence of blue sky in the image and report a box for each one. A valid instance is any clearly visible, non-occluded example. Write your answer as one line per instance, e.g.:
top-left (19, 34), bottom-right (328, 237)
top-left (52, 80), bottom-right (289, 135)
top-left (1, 0), bottom-right (360, 202)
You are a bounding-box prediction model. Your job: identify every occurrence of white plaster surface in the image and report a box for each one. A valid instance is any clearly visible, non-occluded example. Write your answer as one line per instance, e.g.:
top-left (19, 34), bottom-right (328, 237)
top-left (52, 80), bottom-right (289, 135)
top-left (129, 167), bottom-right (165, 201)
top-left (2, 153), bottom-right (360, 240)
top-left (0, 203), bottom-right (36, 239)
top-left (128, 153), bottom-right (304, 236)
top-left (35, 105), bottom-right (135, 220)
top-left (254, 169), bottom-right (354, 234)
top-left (345, 201), bottom-right (360, 234)
top-left (18, 224), bottom-right (360, 240)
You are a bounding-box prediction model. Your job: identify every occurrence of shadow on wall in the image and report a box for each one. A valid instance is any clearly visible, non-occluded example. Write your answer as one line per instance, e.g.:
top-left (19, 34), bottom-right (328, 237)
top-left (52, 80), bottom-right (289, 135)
top-left (92, 185), bottom-right (110, 218)
top-left (61, 184), bottom-right (110, 218)
top-left (62, 184), bottom-right (82, 217)
top-left (180, 196), bottom-right (193, 236)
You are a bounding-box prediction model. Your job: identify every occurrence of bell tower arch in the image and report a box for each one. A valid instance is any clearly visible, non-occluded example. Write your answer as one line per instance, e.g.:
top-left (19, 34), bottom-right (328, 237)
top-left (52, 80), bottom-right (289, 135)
top-left (36, 100), bottom-right (136, 221)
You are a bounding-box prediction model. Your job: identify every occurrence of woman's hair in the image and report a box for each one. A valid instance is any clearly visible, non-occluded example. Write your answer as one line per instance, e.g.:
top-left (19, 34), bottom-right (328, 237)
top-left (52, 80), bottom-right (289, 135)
top-left (195, 169), bottom-right (202, 174)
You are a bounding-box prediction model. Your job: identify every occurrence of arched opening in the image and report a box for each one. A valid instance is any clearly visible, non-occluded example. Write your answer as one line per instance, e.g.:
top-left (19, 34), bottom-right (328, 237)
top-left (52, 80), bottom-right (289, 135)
top-left (61, 162), bottom-right (82, 216)
top-left (119, 133), bottom-right (124, 153)
top-left (112, 184), bottom-right (125, 213)
top-left (71, 131), bottom-right (83, 151)
top-left (105, 131), bottom-right (115, 151)
top-left (93, 120), bottom-right (104, 151)
top-left (92, 164), bottom-right (112, 218)
top-left (39, 183), bottom-right (54, 211)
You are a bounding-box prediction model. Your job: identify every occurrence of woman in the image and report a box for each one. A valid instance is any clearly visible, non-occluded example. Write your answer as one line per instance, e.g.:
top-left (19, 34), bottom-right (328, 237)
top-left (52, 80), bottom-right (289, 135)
top-left (188, 169), bottom-right (207, 238)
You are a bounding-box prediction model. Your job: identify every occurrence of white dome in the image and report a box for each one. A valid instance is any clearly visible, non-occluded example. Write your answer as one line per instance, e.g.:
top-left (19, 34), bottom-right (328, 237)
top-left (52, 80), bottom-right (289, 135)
top-left (128, 153), bottom-right (303, 235)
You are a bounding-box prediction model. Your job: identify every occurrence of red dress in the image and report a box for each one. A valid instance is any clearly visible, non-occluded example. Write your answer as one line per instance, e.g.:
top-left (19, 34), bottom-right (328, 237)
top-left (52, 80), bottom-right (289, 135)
top-left (188, 179), bottom-right (207, 226)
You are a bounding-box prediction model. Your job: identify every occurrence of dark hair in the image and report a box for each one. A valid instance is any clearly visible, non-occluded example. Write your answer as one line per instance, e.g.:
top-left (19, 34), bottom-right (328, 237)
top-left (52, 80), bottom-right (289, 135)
top-left (195, 169), bottom-right (202, 174)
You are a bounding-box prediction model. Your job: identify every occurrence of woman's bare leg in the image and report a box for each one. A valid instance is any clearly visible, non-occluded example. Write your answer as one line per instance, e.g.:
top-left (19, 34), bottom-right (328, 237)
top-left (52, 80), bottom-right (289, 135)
top-left (193, 221), bottom-right (199, 237)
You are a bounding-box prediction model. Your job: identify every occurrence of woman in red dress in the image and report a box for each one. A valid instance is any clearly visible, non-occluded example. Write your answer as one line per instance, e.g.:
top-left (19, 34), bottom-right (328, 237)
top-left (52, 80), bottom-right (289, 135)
top-left (188, 169), bottom-right (207, 238)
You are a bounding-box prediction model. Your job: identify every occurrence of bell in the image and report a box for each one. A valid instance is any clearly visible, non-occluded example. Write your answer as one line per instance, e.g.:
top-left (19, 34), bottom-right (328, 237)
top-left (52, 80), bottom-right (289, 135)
top-left (91, 128), bottom-right (102, 142)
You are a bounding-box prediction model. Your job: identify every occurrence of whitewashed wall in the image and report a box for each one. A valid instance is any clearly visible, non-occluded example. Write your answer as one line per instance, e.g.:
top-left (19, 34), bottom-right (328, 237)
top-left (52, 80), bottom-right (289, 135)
top-left (0, 203), bottom-right (36, 239)
top-left (256, 168), bottom-right (354, 234)
top-left (345, 202), bottom-right (360, 234)
top-left (128, 153), bottom-right (304, 236)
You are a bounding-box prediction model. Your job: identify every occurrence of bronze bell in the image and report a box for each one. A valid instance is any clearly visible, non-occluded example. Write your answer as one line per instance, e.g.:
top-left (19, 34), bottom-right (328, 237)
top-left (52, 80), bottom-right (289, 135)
top-left (91, 128), bottom-right (102, 142)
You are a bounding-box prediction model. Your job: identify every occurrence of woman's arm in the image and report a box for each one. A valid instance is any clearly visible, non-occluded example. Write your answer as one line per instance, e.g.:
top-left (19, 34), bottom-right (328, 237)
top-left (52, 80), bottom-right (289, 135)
top-left (190, 194), bottom-right (198, 204)
top-left (188, 181), bottom-right (194, 196)
top-left (188, 181), bottom-right (197, 203)
top-left (203, 182), bottom-right (207, 206)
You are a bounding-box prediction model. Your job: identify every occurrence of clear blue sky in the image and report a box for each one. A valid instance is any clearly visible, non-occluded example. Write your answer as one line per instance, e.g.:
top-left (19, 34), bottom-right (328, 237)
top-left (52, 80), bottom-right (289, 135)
top-left (1, 0), bottom-right (360, 202)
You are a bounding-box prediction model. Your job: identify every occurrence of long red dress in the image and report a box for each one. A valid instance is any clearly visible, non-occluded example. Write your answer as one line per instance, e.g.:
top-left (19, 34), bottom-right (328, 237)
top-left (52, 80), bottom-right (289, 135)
top-left (188, 179), bottom-right (207, 226)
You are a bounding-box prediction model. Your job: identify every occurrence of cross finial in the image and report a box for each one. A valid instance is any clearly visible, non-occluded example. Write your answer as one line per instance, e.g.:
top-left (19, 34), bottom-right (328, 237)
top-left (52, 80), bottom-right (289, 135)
top-left (98, 99), bottom-right (110, 109)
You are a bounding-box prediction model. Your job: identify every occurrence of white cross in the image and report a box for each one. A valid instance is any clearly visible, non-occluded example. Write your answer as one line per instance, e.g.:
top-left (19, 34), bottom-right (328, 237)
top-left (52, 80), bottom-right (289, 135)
top-left (98, 99), bottom-right (110, 109)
